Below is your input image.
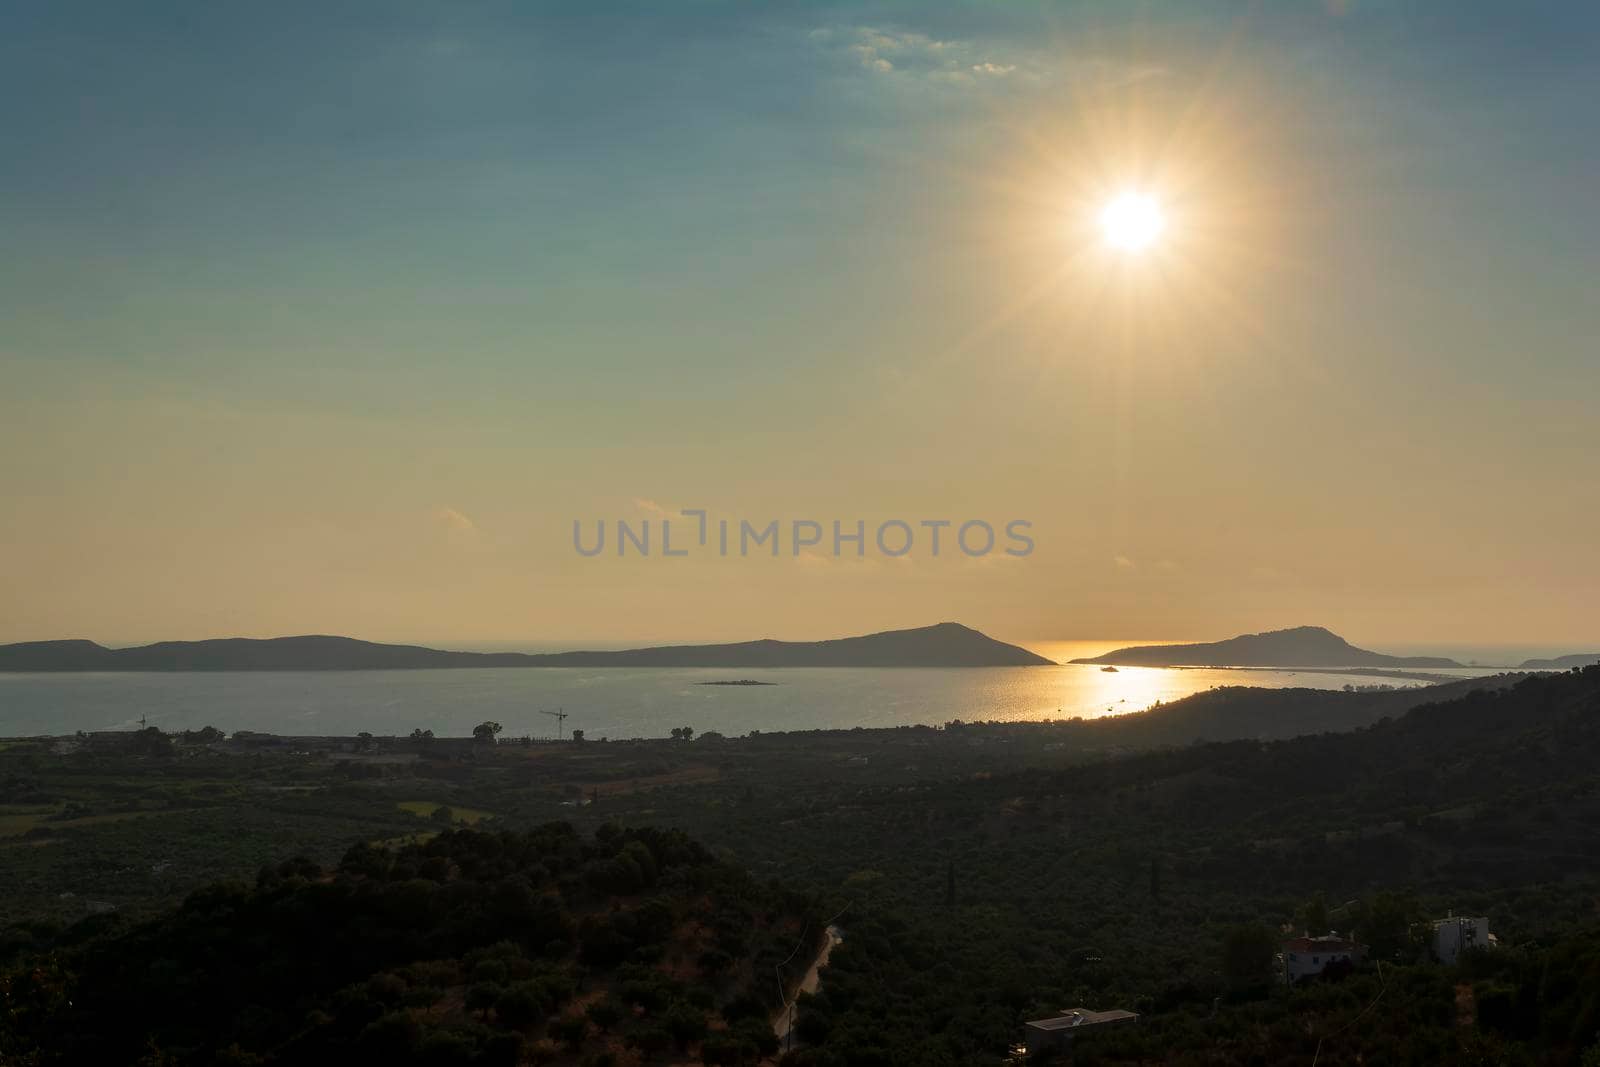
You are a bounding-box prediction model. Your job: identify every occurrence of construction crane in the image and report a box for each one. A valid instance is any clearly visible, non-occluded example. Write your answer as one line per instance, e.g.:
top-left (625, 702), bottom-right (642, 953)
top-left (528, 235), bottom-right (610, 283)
top-left (540, 708), bottom-right (568, 738)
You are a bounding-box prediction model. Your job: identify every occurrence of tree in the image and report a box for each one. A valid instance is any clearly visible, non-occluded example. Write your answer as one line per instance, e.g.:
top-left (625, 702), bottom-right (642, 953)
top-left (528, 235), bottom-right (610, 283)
top-left (410, 728), bottom-right (434, 743)
top-left (551, 1013), bottom-right (588, 1051)
top-left (359, 1012), bottom-right (420, 1058)
top-left (626, 1022), bottom-right (671, 1057)
top-left (1300, 892), bottom-right (1330, 936)
top-left (1351, 890), bottom-right (1424, 961)
top-left (697, 948), bottom-right (733, 977)
top-left (585, 997), bottom-right (623, 1033)
top-left (1221, 924), bottom-right (1280, 990)
top-left (665, 1005), bottom-right (708, 1050)
top-left (466, 982), bottom-right (502, 1020)
top-left (493, 984), bottom-right (542, 1029)
top-left (474, 721), bottom-right (503, 744)
top-left (572, 729), bottom-right (585, 743)
top-left (131, 726), bottom-right (173, 757)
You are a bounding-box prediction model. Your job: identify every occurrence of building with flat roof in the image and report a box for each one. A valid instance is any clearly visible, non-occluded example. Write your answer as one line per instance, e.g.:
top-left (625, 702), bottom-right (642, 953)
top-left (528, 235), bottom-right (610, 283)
top-left (1282, 935), bottom-right (1365, 983)
top-left (1431, 915), bottom-right (1492, 965)
top-left (1023, 1008), bottom-right (1138, 1054)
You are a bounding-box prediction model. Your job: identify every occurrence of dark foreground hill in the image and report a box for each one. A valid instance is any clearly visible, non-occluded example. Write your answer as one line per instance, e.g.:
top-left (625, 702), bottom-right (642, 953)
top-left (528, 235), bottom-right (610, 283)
top-left (5, 668), bottom-right (1600, 1065)
top-left (0, 622), bottom-right (1053, 671)
top-left (0, 825), bottom-right (818, 1066)
top-left (1077, 671), bottom-right (1527, 748)
top-left (1071, 625), bottom-right (1461, 668)
top-left (770, 664), bottom-right (1600, 1065)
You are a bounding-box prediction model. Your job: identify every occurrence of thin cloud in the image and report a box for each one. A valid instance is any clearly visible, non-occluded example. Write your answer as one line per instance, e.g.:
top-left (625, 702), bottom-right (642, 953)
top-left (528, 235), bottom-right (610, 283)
top-left (433, 508), bottom-right (480, 548)
top-left (810, 25), bottom-right (1162, 93)
top-left (812, 25), bottom-right (1022, 87)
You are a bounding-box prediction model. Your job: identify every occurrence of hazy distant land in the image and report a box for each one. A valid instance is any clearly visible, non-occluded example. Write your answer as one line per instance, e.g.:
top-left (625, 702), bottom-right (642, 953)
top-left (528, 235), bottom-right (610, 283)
top-left (7, 623), bottom-right (1588, 675)
top-left (1518, 652), bottom-right (1600, 669)
top-left (1071, 625), bottom-right (1464, 668)
top-left (0, 622), bottom-right (1054, 672)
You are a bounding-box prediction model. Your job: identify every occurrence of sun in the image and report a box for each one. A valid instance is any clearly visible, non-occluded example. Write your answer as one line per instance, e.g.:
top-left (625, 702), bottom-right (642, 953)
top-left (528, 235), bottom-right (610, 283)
top-left (1098, 191), bottom-right (1166, 252)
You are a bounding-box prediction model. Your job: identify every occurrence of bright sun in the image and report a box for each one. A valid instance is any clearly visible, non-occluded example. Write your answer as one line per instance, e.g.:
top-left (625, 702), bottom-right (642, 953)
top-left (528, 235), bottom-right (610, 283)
top-left (1098, 191), bottom-right (1166, 252)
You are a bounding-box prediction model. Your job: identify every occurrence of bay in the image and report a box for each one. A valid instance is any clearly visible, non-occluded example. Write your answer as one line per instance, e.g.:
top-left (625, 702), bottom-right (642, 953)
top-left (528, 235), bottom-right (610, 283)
top-left (0, 663), bottom-right (1502, 740)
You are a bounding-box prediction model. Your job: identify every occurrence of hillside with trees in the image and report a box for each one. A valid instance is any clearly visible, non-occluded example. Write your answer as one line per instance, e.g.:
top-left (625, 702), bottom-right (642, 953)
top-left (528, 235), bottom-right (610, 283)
top-left (4, 668), bottom-right (1600, 1064)
top-left (0, 825), bottom-right (819, 1066)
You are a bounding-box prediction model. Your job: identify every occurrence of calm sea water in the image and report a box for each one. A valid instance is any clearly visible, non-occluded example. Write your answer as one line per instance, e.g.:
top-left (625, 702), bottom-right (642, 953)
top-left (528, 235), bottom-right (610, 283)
top-left (0, 663), bottom-right (1507, 740)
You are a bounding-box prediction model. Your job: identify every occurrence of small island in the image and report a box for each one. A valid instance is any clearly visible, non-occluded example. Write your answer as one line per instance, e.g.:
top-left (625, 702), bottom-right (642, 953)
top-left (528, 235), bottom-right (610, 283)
top-left (697, 679), bottom-right (778, 686)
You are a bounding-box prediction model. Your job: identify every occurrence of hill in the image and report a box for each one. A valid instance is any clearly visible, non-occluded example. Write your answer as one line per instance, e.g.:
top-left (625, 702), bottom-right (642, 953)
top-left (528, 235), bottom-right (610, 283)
top-left (1519, 651), bottom-right (1600, 669)
top-left (5, 668), bottom-right (1600, 1065)
top-left (0, 825), bottom-right (817, 1065)
top-left (1075, 672), bottom-right (1526, 748)
top-left (749, 664), bottom-right (1600, 1065)
top-left (1070, 625), bottom-right (1461, 668)
top-left (0, 622), bottom-right (1053, 671)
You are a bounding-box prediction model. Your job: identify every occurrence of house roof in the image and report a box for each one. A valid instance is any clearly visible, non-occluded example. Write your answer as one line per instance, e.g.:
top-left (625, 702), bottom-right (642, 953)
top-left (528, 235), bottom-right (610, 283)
top-left (1282, 937), bottom-right (1362, 954)
top-left (1025, 1009), bottom-right (1138, 1031)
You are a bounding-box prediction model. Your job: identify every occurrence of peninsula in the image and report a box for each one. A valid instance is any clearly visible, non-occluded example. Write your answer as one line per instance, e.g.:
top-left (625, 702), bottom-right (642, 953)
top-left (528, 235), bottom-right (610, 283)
top-left (1519, 652), bottom-right (1600, 669)
top-left (0, 622), bottom-right (1055, 672)
top-left (1070, 625), bottom-right (1462, 668)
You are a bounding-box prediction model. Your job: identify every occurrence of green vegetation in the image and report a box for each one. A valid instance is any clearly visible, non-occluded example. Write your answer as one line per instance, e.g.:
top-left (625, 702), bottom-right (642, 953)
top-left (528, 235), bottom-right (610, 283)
top-left (2, 666), bottom-right (1599, 1063)
top-left (0, 824), bottom-right (818, 1065)
top-left (397, 801), bottom-right (497, 825)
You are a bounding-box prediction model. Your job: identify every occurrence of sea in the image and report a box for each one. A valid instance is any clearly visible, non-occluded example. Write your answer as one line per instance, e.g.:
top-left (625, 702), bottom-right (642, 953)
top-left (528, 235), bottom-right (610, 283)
top-left (0, 638), bottom-right (1527, 740)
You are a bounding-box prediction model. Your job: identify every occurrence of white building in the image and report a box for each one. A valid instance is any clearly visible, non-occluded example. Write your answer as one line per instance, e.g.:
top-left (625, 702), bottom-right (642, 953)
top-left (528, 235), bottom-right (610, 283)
top-left (1431, 915), bottom-right (1492, 965)
top-left (1282, 936), bottom-right (1365, 983)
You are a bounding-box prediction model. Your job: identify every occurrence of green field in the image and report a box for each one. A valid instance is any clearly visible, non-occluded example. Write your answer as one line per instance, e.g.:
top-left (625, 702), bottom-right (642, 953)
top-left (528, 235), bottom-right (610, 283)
top-left (395, 800), bottom-right (496, 824)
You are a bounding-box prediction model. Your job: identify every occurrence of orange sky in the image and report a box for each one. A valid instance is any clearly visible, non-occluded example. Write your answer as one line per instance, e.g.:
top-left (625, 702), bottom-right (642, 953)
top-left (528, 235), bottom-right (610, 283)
top-left (3, 5), bottom-right (1597, 650)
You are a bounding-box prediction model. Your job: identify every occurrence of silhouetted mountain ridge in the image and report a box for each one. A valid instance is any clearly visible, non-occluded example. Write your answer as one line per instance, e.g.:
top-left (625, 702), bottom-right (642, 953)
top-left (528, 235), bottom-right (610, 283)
top-left (1519, 652), bottom-right (1600, 669)
top-left (1071, 625), bottom-right (1461, 668)
top-left (0, 622), bottom-right (1054, 671)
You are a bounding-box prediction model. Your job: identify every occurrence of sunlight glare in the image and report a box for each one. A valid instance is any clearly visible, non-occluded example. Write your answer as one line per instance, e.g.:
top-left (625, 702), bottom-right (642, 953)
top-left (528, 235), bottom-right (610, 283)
top-left (1098, 192), bottom-right (1166, 252)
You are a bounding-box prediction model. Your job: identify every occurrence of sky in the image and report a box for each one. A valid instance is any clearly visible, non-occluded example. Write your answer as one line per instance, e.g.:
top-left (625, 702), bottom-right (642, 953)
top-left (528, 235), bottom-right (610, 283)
top-left (3, 1), bottom-right (1598, 650)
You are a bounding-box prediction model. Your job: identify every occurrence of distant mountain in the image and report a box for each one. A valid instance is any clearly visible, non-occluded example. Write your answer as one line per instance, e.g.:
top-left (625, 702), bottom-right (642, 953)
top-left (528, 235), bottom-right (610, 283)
top-left (518, 622), bottom-right (1055, 668)
top-left (0, 623), bottom-right (1054, 671)
top-left (1520, 652), bottom-right (1600, 669)
top-left (1070, 625), bottom-right (1462, 668)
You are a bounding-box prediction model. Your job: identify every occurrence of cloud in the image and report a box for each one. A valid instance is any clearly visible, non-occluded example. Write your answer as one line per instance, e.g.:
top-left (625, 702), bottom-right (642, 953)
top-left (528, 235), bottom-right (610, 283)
top-left (810, 25), bottom-right (1161, 94)
top-left (432, 507), bottom-right (480, 548)
top-left (1113, 554), bottom-right (1138, 571)
top-left (852, 27), bottom-right (956, 73)
top-left (812, 25), bottom-right (1022, 87)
